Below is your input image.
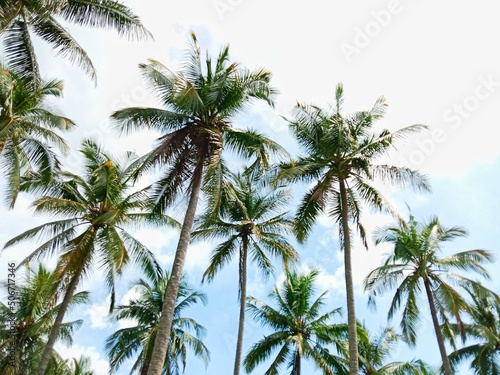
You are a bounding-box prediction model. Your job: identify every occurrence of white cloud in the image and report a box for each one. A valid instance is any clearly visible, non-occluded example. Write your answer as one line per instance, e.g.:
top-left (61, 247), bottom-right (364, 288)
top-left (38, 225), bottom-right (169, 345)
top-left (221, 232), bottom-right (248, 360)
top-left (185, 241), bottom-right (212, 272)
top-left (133, 227), bottom-right (179, 253)
top-left (120, 286), bottom-right (141, 305)
top-left (85, 298), bottom-right (112, 329)
top-left (117, 317), bottom-right (139, 330)
top-left (55, 343), bottom-right (110, 375)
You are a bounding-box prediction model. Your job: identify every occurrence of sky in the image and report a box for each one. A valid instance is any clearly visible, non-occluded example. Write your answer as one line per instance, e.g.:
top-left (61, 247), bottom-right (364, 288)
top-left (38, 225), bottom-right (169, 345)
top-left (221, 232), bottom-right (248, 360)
top-left (1, 0), bottom-right (500, 374)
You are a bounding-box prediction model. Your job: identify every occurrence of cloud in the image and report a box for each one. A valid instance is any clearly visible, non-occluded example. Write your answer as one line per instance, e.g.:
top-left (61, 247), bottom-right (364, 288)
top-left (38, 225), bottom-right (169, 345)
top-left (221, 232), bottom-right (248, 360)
top-left (85, 297), bottom-right (112, 329)
top-left (133, 227), bottom-right (179, 253)
top-left (120, 286), bottom-right (141, 305)
top-left (185, 241), bottom-right (212, 272)
top-left (55, 343), bottom-right (110, 375)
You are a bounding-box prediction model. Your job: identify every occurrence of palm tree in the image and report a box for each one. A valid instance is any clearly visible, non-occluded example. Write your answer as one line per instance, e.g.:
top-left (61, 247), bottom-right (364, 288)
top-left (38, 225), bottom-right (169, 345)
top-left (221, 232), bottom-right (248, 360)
top-left (2, 139), bottom-right (179, 375)
top-left (0, 65), bottom-right (75, 207)
top-left (61, 356), bottom-right (95, 375)
top-left (111, 32), bottom-right (284, 375)
top-left (244, 269), bottom-right (349, 375)
top-left (0, 0), bottom-right (151, 85)
top-left (278, 83), bottom-right (430, 374)
top-left (357, 325), bottom-right (435, 374)
top-left (364, 214), bottom-right (494, 375)
top-left (106, 271), bottom-right (210, 375)
top-left (192, 169), bottom-right (298, 375)
top-left (0, 263), bottom-right (88, 375)
top-left (447, 285), bottom-right (500, 374)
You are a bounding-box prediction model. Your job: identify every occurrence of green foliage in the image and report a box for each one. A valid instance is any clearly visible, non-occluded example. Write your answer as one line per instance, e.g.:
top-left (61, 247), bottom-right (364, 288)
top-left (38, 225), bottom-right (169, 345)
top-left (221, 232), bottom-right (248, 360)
top-left (111, 33), bottom-right (287, 216)
top-left (0, 65), bottom-right (74, 207)
top-left (0, 264), bottom-right (88, 374)
top-left (357, 325), bottom-right (435, 374)
top-left (0, 0), bottom-right (151, 84)
top-left (448, 285), bottom-right (500, 374)
top-left (4, 138), bottom-right (179, 311)
top-left (364, 214), bottom-right (493, 346)
top-left (244, 269), bottom-right (349, 375)
top-left (106, 271), bottom-right (210, 375)
top-left (279, 83), bottom-right (430, 243)
top-left (194, 169), bottom-right (298, 283)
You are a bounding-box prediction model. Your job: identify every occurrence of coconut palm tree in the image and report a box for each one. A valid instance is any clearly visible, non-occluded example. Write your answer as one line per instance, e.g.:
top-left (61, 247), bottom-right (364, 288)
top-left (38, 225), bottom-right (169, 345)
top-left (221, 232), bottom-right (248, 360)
top-left (106, 271), bottom-right (210, 375)
top-left (357, 325), bottom-right (435, 374)
top-left (0, 263), bottom-right (88, 375)
top-left (244, 269), bottom-right (349, 375)
top-left (2, 139), bottom-right (179, 375)
top-left (277, 83), bottom-right (430, 374)
top-left (364, 214), bottom-right (494, 375)
top-left (0, 0), bottom-right (151, 85)
top-left (61, 356), bottom-right (95, 375)
top-left (0, 65), bottom-right (74, 207)
top-left (111, 32), bottom-right (284, 375)
top-left (192, 169), bottom-right (298, 375)
top-left (447, 285), bottom-right (500, 374)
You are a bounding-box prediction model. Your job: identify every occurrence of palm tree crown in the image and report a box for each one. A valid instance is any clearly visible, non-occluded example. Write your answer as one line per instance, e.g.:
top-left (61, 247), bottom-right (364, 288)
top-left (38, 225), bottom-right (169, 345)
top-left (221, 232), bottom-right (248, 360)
top-left (112, 32), bottom-right (283, 216)
top-left (106, 271), bottom-right (210, 375)
top-left (0, 65), bottom-right (74, 207)
top-left (357, 325), bottom-right (435, 375)
top-left (0, 264), bottom-right (88, 375)
top-left (447, 285), bottom-right (500, 374)
top-left (244, 269), bottom-right (349, 375)
top-left (364, 214), bottom-right (494, 375)
top-left (0, 0), bottom-right (151, 84)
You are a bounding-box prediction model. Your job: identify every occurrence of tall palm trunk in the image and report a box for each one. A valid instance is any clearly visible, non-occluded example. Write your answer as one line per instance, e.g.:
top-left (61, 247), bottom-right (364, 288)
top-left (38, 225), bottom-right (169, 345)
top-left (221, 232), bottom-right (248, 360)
top-left (233, 236), bottom-right (249, 375)
top-left (295, 349), bottom-right (301, 375)
top-left (423, 278), bottom-right (453, 375)
top-left (339, 179), bottom-right (359, 374)
top-left (147, 161), bottom-right (204, 375)
top-left (36, 261), bottom-right (85, 375)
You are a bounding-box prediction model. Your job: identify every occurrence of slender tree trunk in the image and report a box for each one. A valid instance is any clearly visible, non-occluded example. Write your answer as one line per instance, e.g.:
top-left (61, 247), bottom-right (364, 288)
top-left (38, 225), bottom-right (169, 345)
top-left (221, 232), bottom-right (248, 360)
top-left (233, 237), bottom-right (248, 375)
top-left (424, 278), bottom-right (453, 375)
top-left (36, 262), bottom-right (85, 375)
top-left (339, 179), bottom-right (359, 375)
top-left (147, 163), bottom-right (204, 375)
top-left (296, 350), bottom-right (301, 375)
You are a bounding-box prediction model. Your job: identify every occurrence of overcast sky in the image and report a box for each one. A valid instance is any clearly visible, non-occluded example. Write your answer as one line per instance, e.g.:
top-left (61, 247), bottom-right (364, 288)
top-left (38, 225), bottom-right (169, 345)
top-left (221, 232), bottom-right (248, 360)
top-left (1, 1), bottom-right (500, 374)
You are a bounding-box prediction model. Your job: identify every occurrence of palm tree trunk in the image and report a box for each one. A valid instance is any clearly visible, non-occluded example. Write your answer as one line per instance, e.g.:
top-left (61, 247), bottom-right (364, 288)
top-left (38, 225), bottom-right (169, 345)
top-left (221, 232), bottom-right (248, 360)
top-left (423, 278), bottom-right (453, 375)
top-left (36, 261), bottom-right (85, 375)
top-left (233, 236), bottom-right (248, 375)
top-left (296, 350), bottom-right (301, 375)
top-left (147, 161), bottom-right (204, 375)
top-left (339, 179), bottom-right (359, 375)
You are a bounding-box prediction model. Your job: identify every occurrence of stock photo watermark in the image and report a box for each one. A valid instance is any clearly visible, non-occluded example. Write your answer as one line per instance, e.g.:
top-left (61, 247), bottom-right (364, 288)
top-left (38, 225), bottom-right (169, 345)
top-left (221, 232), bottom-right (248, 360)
top-left (339, 0), bottom-right (413, 63)
top-left (5, 263), bottom-right (18, 370)
top-left (213, 0), bottom-right (245, 21)
top-left (398, 74), bottom-right (499, 168)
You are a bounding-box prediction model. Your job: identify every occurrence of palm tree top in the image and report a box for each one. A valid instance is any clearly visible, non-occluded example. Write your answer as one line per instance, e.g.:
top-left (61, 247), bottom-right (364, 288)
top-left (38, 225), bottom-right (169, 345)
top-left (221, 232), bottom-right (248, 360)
top-left (111, 32), bottom-right (287, 215)
top-left (1, 0), bottom-right (152, 84)
top-left (0, 64), bottom-right (75, 207)
top-left (278, 83), bottom-right (431, 243)
top-left (3, 138), bottom-right (178, 301)
top-left (372, 214), bottom-right (492, 276)
top-left (106, 270), bottom-right (210, 374)
top-left (244, 269), bottom-right (349, 375)
top-left (448, 284), bottom-right (500, 374)
top-left (364, 212), bottom-right (494, 361)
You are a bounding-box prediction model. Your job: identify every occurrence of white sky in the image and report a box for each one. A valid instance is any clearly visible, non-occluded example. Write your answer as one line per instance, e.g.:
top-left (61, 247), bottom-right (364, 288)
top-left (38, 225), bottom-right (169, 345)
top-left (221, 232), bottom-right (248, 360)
top-left (1, 1), bottom-right (500, 374)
